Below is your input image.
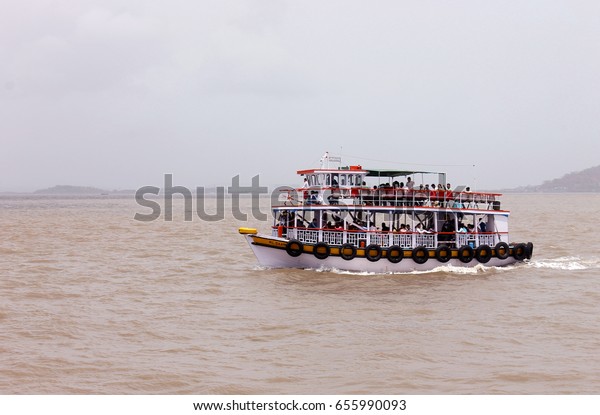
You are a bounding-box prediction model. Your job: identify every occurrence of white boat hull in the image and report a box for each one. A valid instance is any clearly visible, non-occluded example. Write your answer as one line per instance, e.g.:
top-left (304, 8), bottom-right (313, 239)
top-left (244, 234), bottom-right (519, 273)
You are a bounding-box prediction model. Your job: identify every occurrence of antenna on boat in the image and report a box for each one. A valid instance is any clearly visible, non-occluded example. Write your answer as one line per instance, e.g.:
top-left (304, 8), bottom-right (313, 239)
top-left (321, 150), bottom-right (342, 169)
top-left (320, 151), bottom-right (330, 169)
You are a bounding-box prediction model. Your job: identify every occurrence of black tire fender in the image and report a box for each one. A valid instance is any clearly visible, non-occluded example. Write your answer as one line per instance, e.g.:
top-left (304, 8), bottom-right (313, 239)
top-left (313, 242), bottom-right (330, 260)
top-left (340, 243), bottom-right (357, 261)
top-left (435, 245), bottom-right (452, 263)
top-left (513, 243), bottom-right (527, 261)
top-left (526, 242), bottom-right (534, 260)
top-left (412, 246), bottom-right (429, 264)
top-left (365, 244), bottom-right (382, 262)
top-left (386, 245), bottom-right (403, 264)
top-left (475, 244), bottom-right (492, 263)
top-left (495, 242), bottom-right (510, 260)
top-left (457, 245), bottom-right (474, 263)
top-left (285, 239), bottom-right (303, 257)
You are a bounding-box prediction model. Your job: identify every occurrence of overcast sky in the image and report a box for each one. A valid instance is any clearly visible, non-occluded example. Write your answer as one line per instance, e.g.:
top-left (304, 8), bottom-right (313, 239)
top-left (1, 0), bottom-right (599, 191)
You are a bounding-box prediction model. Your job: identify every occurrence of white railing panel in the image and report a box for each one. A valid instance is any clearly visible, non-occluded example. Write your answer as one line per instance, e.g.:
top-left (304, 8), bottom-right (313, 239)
top-left (322, 231), bottom-right (344, 246)
top-left (415, 234), bottom-right (436, 248)
top-left (478, 234), bottom-right (496, 246)
top-left (346, 232), bottom-right (367, 246)
top-left (296, 229), bottom-right (319, 244)
top-left (369, 233), bottom-right (391, 247)
top-left (392, 234), bottom-right (413, 248)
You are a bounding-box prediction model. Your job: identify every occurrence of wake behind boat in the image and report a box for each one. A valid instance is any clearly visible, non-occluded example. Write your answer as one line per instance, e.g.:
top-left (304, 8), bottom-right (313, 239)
top-left (239, 153), bottom-right (533, 273)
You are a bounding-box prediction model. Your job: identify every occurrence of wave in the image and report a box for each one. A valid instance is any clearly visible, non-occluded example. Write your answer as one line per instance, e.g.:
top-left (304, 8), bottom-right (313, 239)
top-left (528, 256), bottom-right (600, 271)
top-left (254, 256), bottom-right (600, 275)
top-left (316, 263), bottom-right (514, 276)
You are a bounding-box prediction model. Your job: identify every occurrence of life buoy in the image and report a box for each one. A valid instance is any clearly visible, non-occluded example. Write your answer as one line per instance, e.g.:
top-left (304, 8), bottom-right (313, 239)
top-left (365, 244), bottom-right (382, 262)
top-left (412, 246), bottom-right (429, 264)
top-left (457, 245), bottom-right (474, 263)
top-left (526, 242), bottom-right (534, 260)
top-left (435, 245), bottom-right (452, 263)
top-left (494, 242), bottom-right (510, 260)
top-left (313, 242), bottom-right (330, 260)
top-left (340, 243), bottom-right (357, 261)
top-left (386, 245), bottom-right (403, 263)
top-left (475, 245), bottom-right (492, 263)
top-left (285, 239), bottom-right (303, 257)
top-left (512, 243), bottom-right (527, 261)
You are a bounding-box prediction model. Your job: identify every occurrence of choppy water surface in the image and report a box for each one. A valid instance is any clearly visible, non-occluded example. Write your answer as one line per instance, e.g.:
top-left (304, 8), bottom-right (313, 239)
top-left (1, 194), bottom-right (599, 394)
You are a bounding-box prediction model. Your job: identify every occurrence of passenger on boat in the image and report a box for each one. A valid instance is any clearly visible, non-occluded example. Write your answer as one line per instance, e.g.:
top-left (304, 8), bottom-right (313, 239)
top-left (463, 187), bottom-right (474, 208)
top-left (327, 185), bottom-right (341, 205)
top-left (381, 222), bottom-right (390, 232)
top-left (399, 224), bottom-right (408, 233)
top-left (308, 217), bottom-right (319, 229)
top-left (407, 177), bottom-right (415, 190)
top-left (478, 218), bottom-right (487, 233)
top-left (415, 223), bottom-right (430, 234)
top-left (444, 183), bottom-right (454, 207)
top-left (440, 218), bottom-right (455, 242)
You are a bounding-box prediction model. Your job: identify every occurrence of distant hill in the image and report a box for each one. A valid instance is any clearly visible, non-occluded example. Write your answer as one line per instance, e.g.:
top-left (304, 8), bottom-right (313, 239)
top-left (34, 185), bottom-right (110, 195)
top-left (510, 165), bottom-right (600, 193)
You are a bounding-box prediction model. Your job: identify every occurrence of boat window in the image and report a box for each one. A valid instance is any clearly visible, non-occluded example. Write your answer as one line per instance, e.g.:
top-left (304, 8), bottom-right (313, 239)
top-left (340, 174), bottom-right (347, 186)
top-left (318, 174), bottom-right (325, 185)
top-left (325, 174), bottom-right (331, 186)
top-left (348, 175), bottom-right (354, 186)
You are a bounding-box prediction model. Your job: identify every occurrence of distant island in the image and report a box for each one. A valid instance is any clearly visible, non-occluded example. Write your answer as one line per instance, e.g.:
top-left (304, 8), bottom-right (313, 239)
top-left (508, 165), bottom-right (600, 193)
top-left (33, 185), bottom-right (134, 195)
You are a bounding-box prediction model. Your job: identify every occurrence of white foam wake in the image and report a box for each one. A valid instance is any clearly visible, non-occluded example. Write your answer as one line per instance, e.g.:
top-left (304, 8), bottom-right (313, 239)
top-left (528, 256), bottom-right (600, 271)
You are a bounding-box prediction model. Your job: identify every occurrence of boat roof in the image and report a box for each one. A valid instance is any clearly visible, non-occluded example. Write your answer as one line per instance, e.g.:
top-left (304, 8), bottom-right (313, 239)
top-left (296, 168), bottom-right (441, 176)
top-left (366, 169), bottom-right (440, 177)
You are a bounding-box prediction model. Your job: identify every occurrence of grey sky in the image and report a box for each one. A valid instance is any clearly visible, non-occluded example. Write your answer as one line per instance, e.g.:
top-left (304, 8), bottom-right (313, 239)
top-left (1, 0), bottom-right (599, 191)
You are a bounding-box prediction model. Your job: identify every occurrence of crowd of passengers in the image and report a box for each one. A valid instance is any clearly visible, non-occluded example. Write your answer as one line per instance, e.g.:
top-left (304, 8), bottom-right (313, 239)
top-left (303, 176), bottom-right (479, 207)
top-left (278, 211), bottom-right (488, 236)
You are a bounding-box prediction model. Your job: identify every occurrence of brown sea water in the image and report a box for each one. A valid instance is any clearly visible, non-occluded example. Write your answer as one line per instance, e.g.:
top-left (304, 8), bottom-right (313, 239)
top-left (1, 194), bottom-right (599, 394)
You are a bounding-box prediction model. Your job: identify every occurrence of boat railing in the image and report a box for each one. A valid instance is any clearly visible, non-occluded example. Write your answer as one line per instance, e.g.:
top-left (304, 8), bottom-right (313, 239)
top-left (277, 227), bottom-right (506, 249)
top-left (280, 187), bottom-right (502, 210)
top-left (345, 231), bottom-right (368, 246)
top-left (322, 230), bottom-right (344, 246)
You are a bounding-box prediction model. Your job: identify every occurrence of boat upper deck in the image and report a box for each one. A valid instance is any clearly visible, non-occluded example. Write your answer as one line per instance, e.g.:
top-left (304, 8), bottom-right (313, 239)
top-left (277, 159), bottom-right (504, 212)
top-left (275, 186), bottom-right (503, 212)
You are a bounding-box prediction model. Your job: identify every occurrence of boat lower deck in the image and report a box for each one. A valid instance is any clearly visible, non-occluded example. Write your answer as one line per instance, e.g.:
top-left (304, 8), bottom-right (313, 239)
top-left (243, 233), bottom-right (533, 273)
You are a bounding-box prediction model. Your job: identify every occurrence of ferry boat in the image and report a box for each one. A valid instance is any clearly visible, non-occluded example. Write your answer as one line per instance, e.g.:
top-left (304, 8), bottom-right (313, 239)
top-left (239, 154), bottom-right (533, 273)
